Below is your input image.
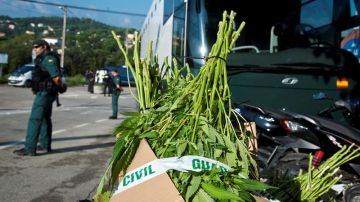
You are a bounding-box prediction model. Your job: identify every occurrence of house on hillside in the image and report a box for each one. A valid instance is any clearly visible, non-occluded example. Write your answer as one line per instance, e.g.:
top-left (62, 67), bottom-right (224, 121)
top-left (25, 30), bottom-right (35, 35)
top-left (8, 22), bottom-right (15, 30)
top-left (43, 38), bottom-right (59, 45)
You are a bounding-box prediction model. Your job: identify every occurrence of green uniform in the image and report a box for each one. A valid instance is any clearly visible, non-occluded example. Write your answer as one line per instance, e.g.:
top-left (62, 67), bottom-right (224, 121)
top-left (111, 74), bottom-right (121, 118)
top-left (25, 52), bottom-right (60, 153)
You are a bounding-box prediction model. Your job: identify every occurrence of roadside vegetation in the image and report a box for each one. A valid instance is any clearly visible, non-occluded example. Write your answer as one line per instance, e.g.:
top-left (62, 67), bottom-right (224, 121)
top-left (0, 16), bottom-right (135, 82)
top-left (64, 74), bottom-right (86, 86)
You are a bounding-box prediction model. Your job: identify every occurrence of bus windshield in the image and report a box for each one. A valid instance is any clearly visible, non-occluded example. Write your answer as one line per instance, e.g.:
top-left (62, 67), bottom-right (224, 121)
top-left (184, 0), bottom-right (359, 68)
top-left (141, 0), bottom-right (360, 70)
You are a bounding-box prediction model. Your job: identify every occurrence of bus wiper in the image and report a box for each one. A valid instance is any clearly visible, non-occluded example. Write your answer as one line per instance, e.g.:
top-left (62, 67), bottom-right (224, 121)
top-left (226, 62), bottom-right (342, 75)
top-left (273, 62), bottom-right (341, 71)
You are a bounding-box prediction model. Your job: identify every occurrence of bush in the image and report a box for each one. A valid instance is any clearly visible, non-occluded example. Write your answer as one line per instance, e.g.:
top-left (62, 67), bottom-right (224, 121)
top-left (0, 74), bottom-right (10, 84)
top-left (64, 74), bottom-right (86, 86)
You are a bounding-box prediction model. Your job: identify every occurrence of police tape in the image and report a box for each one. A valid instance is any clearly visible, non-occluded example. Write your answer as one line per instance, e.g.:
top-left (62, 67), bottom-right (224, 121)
top-left (114, 155), bottom-right (231, 194)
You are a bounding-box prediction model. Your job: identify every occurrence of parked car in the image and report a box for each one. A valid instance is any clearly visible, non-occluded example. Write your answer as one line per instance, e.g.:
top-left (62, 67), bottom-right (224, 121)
top-left (8, 64), bottom-right (35, 87)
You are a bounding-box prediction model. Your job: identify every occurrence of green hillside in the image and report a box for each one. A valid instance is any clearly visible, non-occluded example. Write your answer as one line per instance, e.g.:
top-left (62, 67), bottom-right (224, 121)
top-left (0, 16), bottom-right (137, 77)
top-left (0, 16), bottom-right (123, 39)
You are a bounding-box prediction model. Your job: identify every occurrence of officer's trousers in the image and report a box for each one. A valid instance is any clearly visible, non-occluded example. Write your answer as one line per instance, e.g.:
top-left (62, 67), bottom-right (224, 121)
top-left (88, 80), bottom-right (94, 93)
top-left (112, 91), bottom-right (121, 117)
top-left (25, 92), bottom-right (56, 153)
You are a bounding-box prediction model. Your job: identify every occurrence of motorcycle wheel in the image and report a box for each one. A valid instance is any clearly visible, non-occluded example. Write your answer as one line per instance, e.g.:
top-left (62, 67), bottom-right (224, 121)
top-left (265, 151), bottom-right (309, 178)
top-left (344, 184), bottom-right (360, 202)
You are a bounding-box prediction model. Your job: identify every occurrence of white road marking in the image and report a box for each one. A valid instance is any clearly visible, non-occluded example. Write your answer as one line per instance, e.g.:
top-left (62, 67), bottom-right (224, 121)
top-left (60, 94), bottom-right (78, 97)
top-left (73, 123), bottom-right (89, 128)
top-left (0, 130), bottom-right (67, 150)
top-left (80, 110), bottom-right (95, 115)
top-left (96, 119), bottom-right (107, 123)
top-left (0, 110), bottom-right (31, 115)
top-left (0, 139), bottom-right (24, 150)
top-left (0, 113), bottom-right (122, 149)
top-left (53, 129), bottom-right (67, 134)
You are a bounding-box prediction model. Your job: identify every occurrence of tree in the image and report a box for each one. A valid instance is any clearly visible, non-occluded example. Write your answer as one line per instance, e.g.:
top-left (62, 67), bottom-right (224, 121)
top-left (0, 16), bottom-right (135, 77)
top-left (0, 34), bottom-right (34, 74)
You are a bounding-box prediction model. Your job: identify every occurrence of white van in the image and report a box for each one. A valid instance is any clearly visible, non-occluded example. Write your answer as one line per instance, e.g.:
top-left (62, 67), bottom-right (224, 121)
top-left (8, 64), bottom-right (35, 87)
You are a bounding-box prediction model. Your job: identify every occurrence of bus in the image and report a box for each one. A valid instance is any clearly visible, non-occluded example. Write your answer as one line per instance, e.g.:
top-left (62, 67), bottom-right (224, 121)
top-left (140, 0), bottom-right (360, 115)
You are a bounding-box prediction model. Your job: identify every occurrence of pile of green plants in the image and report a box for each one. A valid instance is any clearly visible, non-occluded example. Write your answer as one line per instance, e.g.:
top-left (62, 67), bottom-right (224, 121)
top-left (94, 10), bottom-right (360, 202)
top-left (268, 145), bottom-right (360, 202)
top-left (95, 11), bottom-right (272, 202)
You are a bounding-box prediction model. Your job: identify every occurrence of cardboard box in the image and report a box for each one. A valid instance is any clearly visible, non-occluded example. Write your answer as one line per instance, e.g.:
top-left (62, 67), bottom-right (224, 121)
top-left (110, 139), bottom-right (184, 202)
top-left (244, 122), bottom-right (258, 154)
top-left (110, 122), bottom-right (270, 202)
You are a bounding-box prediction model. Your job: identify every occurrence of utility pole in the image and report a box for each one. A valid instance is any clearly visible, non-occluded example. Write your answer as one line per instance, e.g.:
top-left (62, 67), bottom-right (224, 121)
top-left (60, 6), bottom-right (67, 68)
top-left (125, 28), bottom-right (128, 54)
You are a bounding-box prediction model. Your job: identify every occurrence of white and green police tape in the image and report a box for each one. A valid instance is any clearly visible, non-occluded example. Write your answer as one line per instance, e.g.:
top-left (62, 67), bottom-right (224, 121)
top-left (114, 155), bottom-right (231, 194)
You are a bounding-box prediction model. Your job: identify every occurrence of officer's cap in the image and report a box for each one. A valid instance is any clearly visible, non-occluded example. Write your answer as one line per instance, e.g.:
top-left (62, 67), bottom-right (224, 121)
top-left (32, 39), bottom-right (50, 48)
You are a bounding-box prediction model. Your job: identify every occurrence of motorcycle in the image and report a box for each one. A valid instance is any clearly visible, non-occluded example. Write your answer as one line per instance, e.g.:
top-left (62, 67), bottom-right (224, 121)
top-left (313, 92), bottom-right (360, 130)
top-left (234, 94), bottom-right (360, 200)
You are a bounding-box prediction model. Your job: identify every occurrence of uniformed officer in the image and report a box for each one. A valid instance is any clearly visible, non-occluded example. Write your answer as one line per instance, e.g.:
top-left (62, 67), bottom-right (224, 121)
top-left (14, 39), bottom-right (67, 156)
top-left (87, 70), bottom-right (95, 93)
top-left (109, 69), bottom-right (123, 119)
top-left (103, 69), bottom-right (112, 96)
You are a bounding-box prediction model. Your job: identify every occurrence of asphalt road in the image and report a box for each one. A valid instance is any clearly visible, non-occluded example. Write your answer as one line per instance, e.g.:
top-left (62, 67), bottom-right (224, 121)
top-left (0, 84), bottom-right (138, 202)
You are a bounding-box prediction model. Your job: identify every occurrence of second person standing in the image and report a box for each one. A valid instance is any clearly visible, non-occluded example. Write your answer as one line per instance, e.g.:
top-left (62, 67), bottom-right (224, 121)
top-left (109, 69), bottom-right (123, 119)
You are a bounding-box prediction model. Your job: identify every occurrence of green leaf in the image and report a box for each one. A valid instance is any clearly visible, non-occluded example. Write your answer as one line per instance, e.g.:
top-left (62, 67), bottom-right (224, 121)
top-left (236, 190), bottom-right (256, 202)
top-left (119, 115), bottom-right (143, 129)
top-left (120, 111), bottom-right (141, 116)
top-left (138, 131), bottom-right (159, 139)
top-left (226, 152), bottom-right (237, 168)
top-left (193, 188), bottom-right (215, 202)
top-left (234, 178), bottom-right (275, 191)
top-left (214, 149), bottom-right (223, 158)
top-left (236, 139), bottom-right (251, 177)
top-left (95, 169), bottom-right (108, 197)
top-left (223, 135), bottom-right (236, 152)
top-left (111, 138), bottom-right (140, 188)
top-left (110, 135), bottom-right (128, 163)
top-left (177, 125), bottom-right (188, 138)
top-left (197, 140), bottom-right (204, 155)
top-left (200, 122), bottom-right (216, 142)
top-left (210, 129), bottom-right (225, 146)
top-left (189, 142), bottom-right (198, 151)
top-left (177, 141), bottom-right (188, 157)
top-left (212, 144), bottom-right (228, 150)
top-left (156, 105), bottom-right (170, 112)
top-left (185, 176), bottom-right (202, 201)
top-left (201, 182), bottom-right (242, 201)
top-left (170, 96), bottom-right (185, 111)
top-left (94, 190), bottom-right (111, 202)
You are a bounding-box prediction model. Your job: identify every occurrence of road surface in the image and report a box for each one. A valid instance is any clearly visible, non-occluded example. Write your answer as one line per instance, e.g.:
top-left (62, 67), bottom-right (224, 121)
top-left (0, 84), bottom-right (138, 202)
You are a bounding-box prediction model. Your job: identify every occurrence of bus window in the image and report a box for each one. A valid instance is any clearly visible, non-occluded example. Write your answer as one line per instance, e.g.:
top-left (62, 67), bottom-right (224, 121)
top-left (164, 0), bottom-right (184, 25)
top-left (350, 0), bottom-right (360, 16)
top-left (163, 0), bottom-right (172, 24)
top-left (300, 0), bottom-right (333, 28)
top-left (142, 0), bottom-right (360, 70)
top-left (172, 3), bottom-right (186, 67)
